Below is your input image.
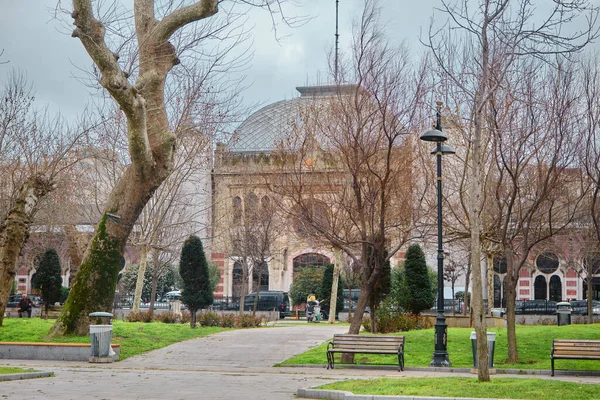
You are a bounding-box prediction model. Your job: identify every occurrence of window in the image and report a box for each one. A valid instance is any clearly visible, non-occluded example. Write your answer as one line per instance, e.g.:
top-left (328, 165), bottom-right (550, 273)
top-left (245, 193), bottom-right (259, 220)
top-left (232, 261), bottom-right (243, 299)
top-left (252, 261), bottom-right (269, 292)
top-left (534, 275), bottom-right (547, 300)
top-left (293, 253), bottom-right (331, 278)
top-left (293, 201), bottom-right (330, 238)
top-left (233, 197), bottom-right (242, 224)
top-left (536, 252), bottom-right (559, 274)
top-left (584, 254), bottom-right (600, 275)
top-left (549, 275), bottom-right (562, 302)
top-left (493, 256), bottom-right (507, 274)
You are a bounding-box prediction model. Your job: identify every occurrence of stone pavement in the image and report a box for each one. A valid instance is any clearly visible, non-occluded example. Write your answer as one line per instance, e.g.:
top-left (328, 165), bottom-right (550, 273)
top-left (1, 323), bottom-right (599, 399)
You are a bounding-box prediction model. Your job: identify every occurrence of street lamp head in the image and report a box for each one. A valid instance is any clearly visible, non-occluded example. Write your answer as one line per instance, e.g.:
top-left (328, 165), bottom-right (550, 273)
top-left (421, 129), bottom-right (448, 143)
top-left (431, 143), bottom-right (456, 155)
top-left (420, 101), bottom-right (447, 142)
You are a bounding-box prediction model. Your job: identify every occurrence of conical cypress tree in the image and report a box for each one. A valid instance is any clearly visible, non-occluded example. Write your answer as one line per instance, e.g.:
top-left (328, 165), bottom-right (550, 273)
top-left (179, 235), bottom-right (213, 327)
top-left (35, 248), bottom-right (63, 316)
top-left (404, 244), bottom-right (434, 314)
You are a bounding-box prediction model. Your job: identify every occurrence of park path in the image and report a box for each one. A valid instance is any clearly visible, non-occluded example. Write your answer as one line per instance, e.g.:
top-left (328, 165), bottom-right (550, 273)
top-left (3, 323), bottom-right (598, 399)
top-left (0, 323), bottom-right (350, 399)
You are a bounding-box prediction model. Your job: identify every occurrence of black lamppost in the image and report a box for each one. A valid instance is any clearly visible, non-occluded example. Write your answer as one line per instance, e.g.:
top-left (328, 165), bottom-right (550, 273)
top-left (420, 101), bottom-right (454, 367)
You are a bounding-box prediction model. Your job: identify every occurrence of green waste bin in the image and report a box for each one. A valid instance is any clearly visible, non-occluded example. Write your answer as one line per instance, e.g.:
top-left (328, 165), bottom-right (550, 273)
top-left (470, 332), bottom-right (496, 368)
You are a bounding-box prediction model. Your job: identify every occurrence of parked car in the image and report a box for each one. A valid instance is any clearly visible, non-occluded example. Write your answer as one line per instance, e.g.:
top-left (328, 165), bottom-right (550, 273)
top-left (569, 300), bottom-right (600, 315)
top-left (243, 291), bottom-right (290, 319)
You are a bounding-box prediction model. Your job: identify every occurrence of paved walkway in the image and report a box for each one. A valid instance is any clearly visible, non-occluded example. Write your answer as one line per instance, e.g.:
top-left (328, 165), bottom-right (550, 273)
top-left (1, 323), bottom-right (599, 399)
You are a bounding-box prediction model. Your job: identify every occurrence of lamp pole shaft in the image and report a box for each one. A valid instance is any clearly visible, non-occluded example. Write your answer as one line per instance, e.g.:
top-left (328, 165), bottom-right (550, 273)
top-left (431, 141), bottom-right (451, 367)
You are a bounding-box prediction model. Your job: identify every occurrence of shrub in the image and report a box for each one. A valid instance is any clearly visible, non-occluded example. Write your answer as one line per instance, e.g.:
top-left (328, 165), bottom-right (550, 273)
top-left (127, 311), bottom-right (153, 323)
top-left (219, 313), bottom-right (236, 328)
top-left (154, 312), bottom-right (179, 324)
top-left (362, 309), bottom-right (432, 333)
top-left (235, 314), bottom-right (264, 328)
top-left (180, 311), bottom-right (191, 324)
top-left (199, 312), bottom-right (220, 327)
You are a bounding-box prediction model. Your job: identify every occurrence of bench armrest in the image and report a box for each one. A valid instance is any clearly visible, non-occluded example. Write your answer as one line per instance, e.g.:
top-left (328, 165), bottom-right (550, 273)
top-left (327, 340), bottom-right (334, 352)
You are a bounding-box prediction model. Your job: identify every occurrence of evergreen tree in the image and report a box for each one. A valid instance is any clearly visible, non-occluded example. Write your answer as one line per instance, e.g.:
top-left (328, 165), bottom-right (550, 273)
top-left (288, 267), bottom-right (324, 306)
top-left (319, 264), bottom-right (344, 318)
top-left (34, 248), bottom-right (63, 317)
top-left (404, 244), bottom-right (434, 314)
top-left (179, 235), bottom-right (213, 327)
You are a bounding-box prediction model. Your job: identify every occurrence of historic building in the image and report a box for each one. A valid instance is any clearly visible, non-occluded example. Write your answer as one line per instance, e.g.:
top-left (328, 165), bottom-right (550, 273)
top-left (210, 84), bottom-right (410, 302)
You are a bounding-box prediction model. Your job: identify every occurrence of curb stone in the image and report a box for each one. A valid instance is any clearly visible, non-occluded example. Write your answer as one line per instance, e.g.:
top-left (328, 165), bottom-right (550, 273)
top-left (0, 371), bottom-right (54, 381)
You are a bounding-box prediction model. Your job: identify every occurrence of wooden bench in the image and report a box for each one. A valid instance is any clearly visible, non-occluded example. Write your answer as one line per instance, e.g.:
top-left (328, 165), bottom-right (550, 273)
top-left (551, 339), bottom-right (600, 376)
top-left (326, 334), bottom-right (405, 371)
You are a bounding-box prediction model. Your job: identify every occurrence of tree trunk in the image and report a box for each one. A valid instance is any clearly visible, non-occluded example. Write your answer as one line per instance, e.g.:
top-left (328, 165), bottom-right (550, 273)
top-left (239, 257), bottom-right (248, 313)
top-left (587, 266), bottom-right (593, 324)
top-left (342, 264), bottom-right (379, 363)
top-left (486, 253), bottom-right (494, 315)
top-left (505, 276), bottom-right (519, 363)
top-left (51, 165), bottom-right (169, 335)
top-left (190, 309), bottom-right (197, 328)
top-left (0, 175), bottom-right (53, 325)
top-left (149, 274), bottom-right (158, 317)
top-left (329, 250), bottom-right (341, 324)
top-left (463, 260), bottom-right (471, 317)
top-left (133, 245), bottom-right (149, 312)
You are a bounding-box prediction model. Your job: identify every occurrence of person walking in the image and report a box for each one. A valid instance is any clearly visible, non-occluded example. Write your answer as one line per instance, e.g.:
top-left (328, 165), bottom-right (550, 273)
top-left (18, 294), bottom-right (33, 318)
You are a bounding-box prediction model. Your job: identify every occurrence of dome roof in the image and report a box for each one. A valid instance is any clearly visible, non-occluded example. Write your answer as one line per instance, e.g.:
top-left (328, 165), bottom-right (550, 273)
top-left (226, 84), bottom-right (357, 154)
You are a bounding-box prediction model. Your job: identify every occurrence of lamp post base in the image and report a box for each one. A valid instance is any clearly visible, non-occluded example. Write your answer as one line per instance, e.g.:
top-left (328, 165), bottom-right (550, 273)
top-left (430, 313), bottom-right (451, 367)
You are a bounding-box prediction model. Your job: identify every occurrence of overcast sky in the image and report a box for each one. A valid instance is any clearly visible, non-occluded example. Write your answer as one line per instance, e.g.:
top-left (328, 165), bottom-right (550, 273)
top-left (0, 1), bottom-right (439, 121)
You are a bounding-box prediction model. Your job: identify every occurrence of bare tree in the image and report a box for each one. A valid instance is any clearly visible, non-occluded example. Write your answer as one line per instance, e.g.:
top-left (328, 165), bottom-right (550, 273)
top-left (270, 0), bottom-right (427, 340)
top-left (426, 0), bottom-right (599, 379)
top-left (51, 0), bottom-right (300, 335)
top-left (580, 54), bottom-right (600, 323)
top-left (488, 59), bottom-right (586, 363)
top-left (227, 189), bottom-right (283, 312)
top-left (443, 258), bottom-right (465, 315)
top-left (0, 71), bottom-right (88, 323)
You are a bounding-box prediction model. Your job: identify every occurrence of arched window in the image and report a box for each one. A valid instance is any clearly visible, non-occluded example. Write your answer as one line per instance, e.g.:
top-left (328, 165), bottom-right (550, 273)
top-left (493, 256), bottom-right (507, 274)
top-left (232, 261), bottom-right (243, 300)
top-left (494, 275), bottom-right (501, 308)
top-left (536, 252), bottom-right (559, 274)
top-left (252, 261), bottom-right (269, 292)
top-left (293, 253), bottom-right (331, 277)
top-left (584, 254), bottom-right (600, 275)
top-left (534, 275), bottom-right (547, 300)
top-left (232, 197), bottom-right (242, 224)
top-left (549, 275), bottom-right (562, 302)
top-left (261, 195), bottom-right (271, 211)
top-left (245, 193), bottom-right (259, 219)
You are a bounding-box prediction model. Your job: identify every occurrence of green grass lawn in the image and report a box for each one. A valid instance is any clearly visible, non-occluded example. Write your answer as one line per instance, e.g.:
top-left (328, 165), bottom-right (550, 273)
top-left (318, 377), bottom-right (600, 400)
top-left (0, 318), bottom-right (228, 360)
top-left (281, 323), bottom-right (600, 371)
top-left (0, 366), bottom-right (35, 374)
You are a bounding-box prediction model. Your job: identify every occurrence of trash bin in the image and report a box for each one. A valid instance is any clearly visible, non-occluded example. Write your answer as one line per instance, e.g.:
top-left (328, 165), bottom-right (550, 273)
top-left (556, 302), bottom-right (572, 326)
top-left (89, 312), bottom-right (114, 363)
top-left (470, 331), bottom-right (496, 368)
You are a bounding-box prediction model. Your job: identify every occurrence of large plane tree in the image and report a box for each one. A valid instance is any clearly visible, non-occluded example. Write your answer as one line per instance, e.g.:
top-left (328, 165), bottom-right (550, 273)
top-left (52, 0), bottom-right (299, 335)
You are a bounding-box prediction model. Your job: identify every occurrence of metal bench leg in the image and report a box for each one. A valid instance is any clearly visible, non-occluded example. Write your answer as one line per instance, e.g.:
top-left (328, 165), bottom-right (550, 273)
top-left (398, 353), bottom-right (404, 371)
top-left (327, 351), bottom-right (333, 370)
top-left (551, 358), bottom-right (554, 377)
